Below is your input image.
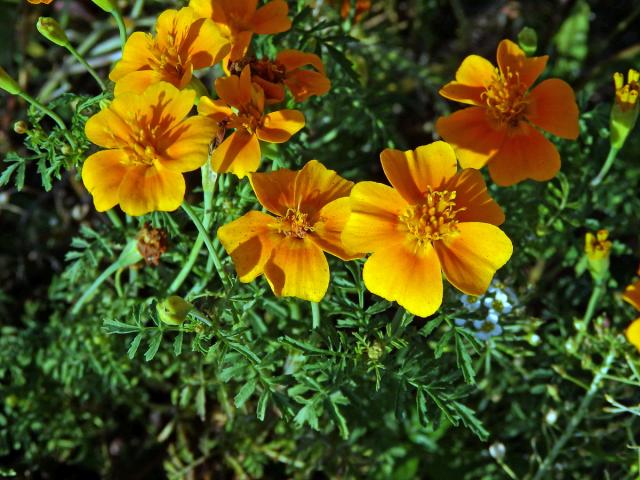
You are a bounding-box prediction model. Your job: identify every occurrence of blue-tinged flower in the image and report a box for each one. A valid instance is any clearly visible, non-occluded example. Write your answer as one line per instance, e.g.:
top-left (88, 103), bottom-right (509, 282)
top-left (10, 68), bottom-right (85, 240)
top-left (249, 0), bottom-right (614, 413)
top-left (461, 294), bottom-right (482, 311)
top-left (454, 318), bottom-right (467, 327)
top-left (475, 322), bottom-right (503, 341)
top-left (483, 289), bottom-right (512, 314)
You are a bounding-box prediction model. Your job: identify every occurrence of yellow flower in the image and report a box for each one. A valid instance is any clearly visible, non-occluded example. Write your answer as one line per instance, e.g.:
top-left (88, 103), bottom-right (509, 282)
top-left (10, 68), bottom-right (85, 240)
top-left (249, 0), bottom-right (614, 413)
top-left (624, 278), bottom-right (640, 351)
top-left (83, 82), bottom-right (217, 216)
top-left (198, 65), bottom-right (305, 178)
top-left (584, 230), bottom-right (611, 281)
top-left (341, 141), bottom-right (513, 317)
top-left (436, 39), bottom-right (579, 186)
top-left (218, 160), bottom-right (360, 302)
top-left (190, 0), bottom-right (291, 62)
top-left (611, 69), bottom-right (639, 149)
top-left (26, 0), bottom-right (54, 4)
top-left (109, 7), bottom-right (230, 96)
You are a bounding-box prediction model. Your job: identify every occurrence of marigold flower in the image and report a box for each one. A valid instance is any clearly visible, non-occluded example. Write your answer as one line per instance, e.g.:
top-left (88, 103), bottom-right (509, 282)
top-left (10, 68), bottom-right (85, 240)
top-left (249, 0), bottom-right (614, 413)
top-left (27, 0), bottom-right (53, 4)
top-left (611, 69), bottom-right (639, 149)
top-left (330, 0), bottom-right (371, 21)
top-left (109, 7), bottom-right (230, 96)
top-left (436, 39), bottom-right (579, 186)
top-left (230, 50), bottom-right (331, 103)
top-left (624, 279), bottom-right (640, 351)
top-left (83, 82), bottom-right (217, 216)
top-left (341, 141), bottom-right (513, 317)
top-left (189, 0), bottom-right (291, 62)
top-left (198, 65), bottom-right (304, 178)
top-left (218, 160), bottom-right (360, 302)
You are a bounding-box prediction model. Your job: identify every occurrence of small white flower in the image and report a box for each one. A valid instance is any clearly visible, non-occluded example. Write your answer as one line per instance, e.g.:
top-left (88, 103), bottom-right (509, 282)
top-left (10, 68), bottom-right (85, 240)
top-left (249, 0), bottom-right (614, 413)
top-left (483, 290), bottom-right (512, 315)
top-left (486, 311), bottom-right (500, 324)
top-left (460, 294), bottom-right (482, 311)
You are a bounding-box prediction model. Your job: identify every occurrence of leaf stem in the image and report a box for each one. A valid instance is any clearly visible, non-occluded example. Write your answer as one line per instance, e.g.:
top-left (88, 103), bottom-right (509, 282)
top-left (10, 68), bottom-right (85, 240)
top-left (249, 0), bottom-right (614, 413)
top-left (111, 9), bottom-right (128, 51)
top-left (575, 281), bottom-right (605, 349)
top-left (18, 92), bottom-right (76, 149)
top-left (66, 44), bottom-right (107, 91)
top-left (311, 302), bottom-right (320, 329)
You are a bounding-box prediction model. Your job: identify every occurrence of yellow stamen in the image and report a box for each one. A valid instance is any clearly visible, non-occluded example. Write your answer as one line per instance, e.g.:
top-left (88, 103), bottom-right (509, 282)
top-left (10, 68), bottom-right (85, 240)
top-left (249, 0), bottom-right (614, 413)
top-left (277, 208), bottom-right (314, 238)
top-left (614, 69), bottom-right (640, 113)
top-left (482, 67), bottom-right (529, 128)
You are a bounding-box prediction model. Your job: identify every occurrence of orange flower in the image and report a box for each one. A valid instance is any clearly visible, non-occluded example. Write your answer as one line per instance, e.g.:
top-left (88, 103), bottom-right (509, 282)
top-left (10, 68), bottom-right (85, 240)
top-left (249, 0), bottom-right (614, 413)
top-left (231, 50), bottom-right (330, 104)
top-left (218, 160), bottom-right (360, 301)
top-left (436, 39), bottom-right (579, 186)
top-left (109, 7), bottom-right (229, 96)
top-left (27, 0), bottom-right (54, 3)
top-left (336, 0), bottom-right (371, 21)
top-left (189, 0), bottom-right (291, 62)
top-left (83, 82), bottom-right (217, 216)
top-left (623, 278), bottom-right (640, 351)
top-left (198, 65), bottom-right (305, 178)
top-left (341, 141), bottom-right (513, 317)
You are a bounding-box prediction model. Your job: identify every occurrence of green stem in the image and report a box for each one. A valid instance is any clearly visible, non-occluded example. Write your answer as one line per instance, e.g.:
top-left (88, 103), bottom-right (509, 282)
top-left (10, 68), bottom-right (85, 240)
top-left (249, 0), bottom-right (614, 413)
top-left (532, 347), bottom-right (616, 480)
top-left (575, 282), bottom-right (605, 349)
top-left (111, 9), bottom-right (128, 51)
top-left (591, 146), bottom-right (619, 186)
top-left (106, 209), bottom-right (123, 229)
top-left (66, 44), bottom-right (107, 91)
top-left (311, 302), bottom-right (320, 329)
top-left (169, 235), bottom-right (205, 295)
top-left (181, 202), bottom-right (228, 289)
top-left (18, 92), bottom-right (76, 149)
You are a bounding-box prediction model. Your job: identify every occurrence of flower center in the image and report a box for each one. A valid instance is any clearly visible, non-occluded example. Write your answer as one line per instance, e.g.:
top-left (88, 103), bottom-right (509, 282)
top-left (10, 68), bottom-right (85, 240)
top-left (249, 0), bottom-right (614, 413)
top-left (614, 69), bottom-right (640, 112)
top-left (399, 188), bottom-right (464, 245)
top-left (482, 68), bottom-right (529, 128)
top-left (227, 111), bottom-right (261, 134)
top-left (124, 124), bottom-right (161, 166)
top-left (277, 208), bottom-right (314, 239)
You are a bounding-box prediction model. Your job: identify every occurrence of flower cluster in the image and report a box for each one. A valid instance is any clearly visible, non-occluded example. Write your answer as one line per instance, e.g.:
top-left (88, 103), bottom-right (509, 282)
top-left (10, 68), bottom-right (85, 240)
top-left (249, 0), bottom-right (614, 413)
top-left (456, 283), bottom-right (515, 341)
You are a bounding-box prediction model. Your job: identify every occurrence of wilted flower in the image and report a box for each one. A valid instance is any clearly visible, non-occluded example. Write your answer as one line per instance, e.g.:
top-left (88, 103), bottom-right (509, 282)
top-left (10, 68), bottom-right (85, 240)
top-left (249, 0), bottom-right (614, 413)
top-left (218, 160), bottom-right (360, 302)
top-left (436, 39), bottom-right (579, 186)
top-left (342, 141), bottom-right (513, 317)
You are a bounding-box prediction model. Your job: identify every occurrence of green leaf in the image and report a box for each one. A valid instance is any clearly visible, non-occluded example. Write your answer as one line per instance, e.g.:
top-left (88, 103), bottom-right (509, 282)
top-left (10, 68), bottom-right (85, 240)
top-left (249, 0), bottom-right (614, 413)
top-left (196, 385), bottom-right (206, 421)
top-left (451, 401), bottom-right (489, 440)
top-left (103, 319), bottom-right (141, 335)
top-left (280, 335), bottom-right (336, 356)
top-left (144, 332), bottom-right (163, 362)
top-left (257, 390), bottom-right (270, 421)
top-left (127, 333), bottom-right (143, 359)
top-left (234, 377), bottom-right (257, 408)
top-left (455, 333), bottom-right (476, 385)
top-left (173, 331), bottom-right (183, 356)
top-left (294, 402), bottom-right (319, 431)
top-left (327, 397), bottom-right (349, 440)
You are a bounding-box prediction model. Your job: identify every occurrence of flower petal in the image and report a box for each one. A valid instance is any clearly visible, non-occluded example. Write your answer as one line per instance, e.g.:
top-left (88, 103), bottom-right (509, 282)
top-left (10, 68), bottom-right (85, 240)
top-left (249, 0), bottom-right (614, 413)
top-left (215, 65), bottom-right (252, 108)
top-left (439, 54), bottom-right (495, 106)
top-left (435, 222), bottom-right (513, 296)
top-left (445, 169), bottom-right (505, 225)
top-left (211, 131), bottom-right (261, 178)
top-left (252, 0), bottom-right (291, 34)
top-left (436, 107), bottom-right (506, 170)
top-left (160, 116), bottom-right (218, 172)
top-left (487, 125), bottom-right (560, 186)
top-left (284, 70), bottom-right (331, 102)
top-left (249, 168), bottom-right (297, 216)
top-left (311, 197), bottom-right (362, 261)
top-left (277, 49), bottom-right (325, 73)
top-left (217, 210), bottom-right (280, 282)
top-left (81, 150), bottom-right (128, 212)
top-left (623, 280), bottom-right (640, 311)
top-left (256, 109), bottom-right (305, 143)
top-left (85, 101), bottom-right (134, 148)
top-left (198, 95), bottom-right (233, 121)
top-left (363, 241), bottom-right (443, 317)
top-left (496, 39), bottom-right (548, 89)
top-left (294, 160), bottom-right (353, 218)
top-left (118, 165), bottom-right (185, 216)
top-left (264, 237), bottom-right (329, 302)
top-left (380, 141), bottom-right (458, 204)
top-left (626, 318), bottom-right (640, 352)
top-left (527, 78), bottom-right (580, 139)
top-left (113, 70), bottom-right (165, 96)
top-left (341, 181), bottom-right (407, 253)
top-left (140, 82), bottom-right (196, 132)
top-left (109, 32), bottom-right (155, 82)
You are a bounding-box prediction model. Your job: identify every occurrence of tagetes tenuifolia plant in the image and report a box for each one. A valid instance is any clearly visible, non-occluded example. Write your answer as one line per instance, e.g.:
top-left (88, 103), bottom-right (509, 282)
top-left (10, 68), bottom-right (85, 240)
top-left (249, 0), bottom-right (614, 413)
top-left (198, 66), bottom-right (305, 178)
top-left (109, 7), bottom-right (229, 96)
top-left (218, 160), bottom-right (360, 302)
top-left (82, 82), bottom-right (215, 216)
top-left (189, 0), bottom-right (291, 62)
top-left (232, 50), bottom-right (331, 104)
top-left (624, 276), bottom-right (640, 351)
top-left (436, 39), bottom-right (579, 186)
top-left (341, 141), bottom-right (513, 317)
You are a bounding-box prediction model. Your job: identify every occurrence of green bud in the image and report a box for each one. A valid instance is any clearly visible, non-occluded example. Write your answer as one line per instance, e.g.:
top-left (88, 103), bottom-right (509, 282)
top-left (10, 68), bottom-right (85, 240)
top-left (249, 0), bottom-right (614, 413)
top-left (156, 296), bottom-right (193, 326)
top-left (37, 17), bottom-right (70, 48)
top-left (0, 67), bottom-right (22, 95)
top-left (91, 0), bottom-right (117, 13)
top-left (13, 121), bottom-right (28, 134)
top-left (518, 27), bottom-right (538, 56)
top-left (584, 230), bottom-right (611, 282)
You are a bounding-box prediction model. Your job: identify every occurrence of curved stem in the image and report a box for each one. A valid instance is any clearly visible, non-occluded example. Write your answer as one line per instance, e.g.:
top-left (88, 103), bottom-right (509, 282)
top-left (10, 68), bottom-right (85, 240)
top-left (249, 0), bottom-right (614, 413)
top-left (575, 282), bottom-right (605, 349)
top-left (66, 44), bottom-right (107, 91)
top-left (591, 146), bottom-right (619, 186)
top-left (111, 9), bottom-right (128, 51)
top-left (18, 92), bottom-right (76, 149)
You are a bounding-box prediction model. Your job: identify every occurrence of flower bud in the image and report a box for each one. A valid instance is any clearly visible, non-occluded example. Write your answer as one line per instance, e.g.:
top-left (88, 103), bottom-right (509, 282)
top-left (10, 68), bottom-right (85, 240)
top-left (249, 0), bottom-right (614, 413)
top-left (37, 17), bottom-right (70, 48)
top-left (13, 121), bottom-right (28, 134)
top-left (0, 67), bottom-right (22, 95)
top-left (584, 229), bottom-right (611, 281)
top-left (518, 27), bottom-right (538, 56)
top-left (91, 0), bottom-right (117, 13)
top-left (156, 296), bottom-right (193, 326)
top-left (610, 69), bottom-right (639, 149)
